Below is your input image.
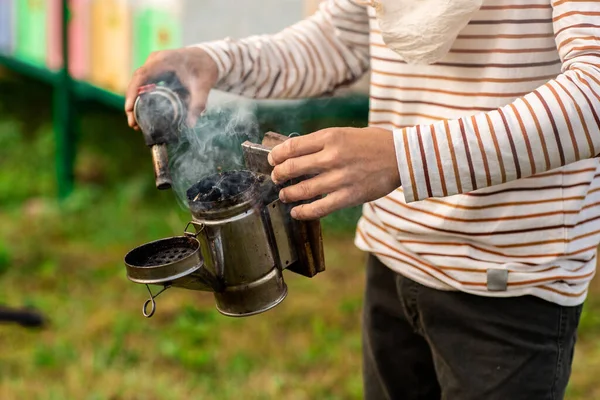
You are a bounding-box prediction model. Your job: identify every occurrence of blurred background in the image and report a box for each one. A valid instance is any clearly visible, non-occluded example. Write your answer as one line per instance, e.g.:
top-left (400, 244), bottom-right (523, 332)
top-left (0, 1), bottom-right (599, 399)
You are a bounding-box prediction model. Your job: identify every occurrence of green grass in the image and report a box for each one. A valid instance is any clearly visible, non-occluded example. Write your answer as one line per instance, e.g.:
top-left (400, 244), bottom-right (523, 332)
top-left (0, 74), bottom-right (599, 399)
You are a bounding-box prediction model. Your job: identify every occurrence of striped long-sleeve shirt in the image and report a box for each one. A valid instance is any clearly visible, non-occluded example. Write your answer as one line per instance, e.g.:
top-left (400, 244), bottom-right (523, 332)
top-left (198, 0), bottom-right (600, 306)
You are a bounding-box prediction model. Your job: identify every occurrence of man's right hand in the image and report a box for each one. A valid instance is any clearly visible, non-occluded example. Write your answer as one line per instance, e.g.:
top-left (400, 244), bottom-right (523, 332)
top-left (125, 47), bottom-right (219, 130)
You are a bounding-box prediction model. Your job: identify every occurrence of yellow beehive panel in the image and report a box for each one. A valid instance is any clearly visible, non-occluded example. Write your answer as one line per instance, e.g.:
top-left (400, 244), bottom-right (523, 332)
top-left (90, 0), bottom-right (132, 93)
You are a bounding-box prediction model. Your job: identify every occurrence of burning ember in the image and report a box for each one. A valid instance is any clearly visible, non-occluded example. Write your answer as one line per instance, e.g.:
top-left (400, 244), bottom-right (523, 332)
top-left (186, 170), bottom-right (260, 205)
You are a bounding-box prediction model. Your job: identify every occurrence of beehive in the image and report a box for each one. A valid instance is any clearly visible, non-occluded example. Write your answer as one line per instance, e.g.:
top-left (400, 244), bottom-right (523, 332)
top-left (90, 0), bottom-right (131, 92)
top-left (68, 0), bottom-right (91, 79)
top-left (47, 0), bottom-right (62, 70)
top-left (15, 0), bottom-right (48, 65)
top-left (0, 0), bottom-right (14, 53)
top-left (133, 0), bottom-right (182, 70)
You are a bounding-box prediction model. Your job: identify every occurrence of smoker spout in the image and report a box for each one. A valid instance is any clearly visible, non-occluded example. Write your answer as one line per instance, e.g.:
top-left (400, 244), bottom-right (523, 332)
top-left (150, 144), bottom-right (172, 190)
top-left (133, 79), bottom-right (187, 192)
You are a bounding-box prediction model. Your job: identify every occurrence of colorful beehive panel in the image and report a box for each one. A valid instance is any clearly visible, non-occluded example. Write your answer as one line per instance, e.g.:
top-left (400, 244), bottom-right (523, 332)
top-left (133, 0), bottom-right (182, 70)
top-left (15, 0), bottom-right (48, 65)
top-left (0, 0), bottom-right (14, 53)
top-left (68, 0), bottom-right (91, 79)
top-left (3, 0), bottom-right (313, 93)
top-left (90, 0), bottom-right (131, 92)
top-left (47, 0), bottom-right (62, 70)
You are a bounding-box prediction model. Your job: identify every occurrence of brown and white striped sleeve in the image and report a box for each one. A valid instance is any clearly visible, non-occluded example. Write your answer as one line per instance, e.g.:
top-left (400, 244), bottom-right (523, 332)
top-left (194, 0), bottom-right (370, 99)
top-left (396, 0), bottom-right (600, 203)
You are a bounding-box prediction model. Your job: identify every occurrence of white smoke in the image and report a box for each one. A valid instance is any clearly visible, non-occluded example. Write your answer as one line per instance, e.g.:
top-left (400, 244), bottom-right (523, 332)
top-left (167, 93), bottom-right (261, 209)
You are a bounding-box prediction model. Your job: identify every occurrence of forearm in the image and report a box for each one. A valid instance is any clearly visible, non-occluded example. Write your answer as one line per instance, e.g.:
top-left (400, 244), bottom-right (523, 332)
top-left (194, 0), bottom-right (370, 99)
top-left (396, 2), bottom-right (600, 202)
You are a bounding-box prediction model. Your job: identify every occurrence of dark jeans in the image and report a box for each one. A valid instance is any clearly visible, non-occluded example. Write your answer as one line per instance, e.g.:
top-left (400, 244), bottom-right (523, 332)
top-left (362, 255), bottom-right (583, 400)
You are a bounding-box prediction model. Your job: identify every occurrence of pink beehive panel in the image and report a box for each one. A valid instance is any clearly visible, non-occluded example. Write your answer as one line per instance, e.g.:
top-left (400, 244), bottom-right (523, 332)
top-left (90, 0), bottom-right (132, 92)
top-left (47, 0), bottom-right (62, 70)
top-left (68, 0), bottom-right (90, 79)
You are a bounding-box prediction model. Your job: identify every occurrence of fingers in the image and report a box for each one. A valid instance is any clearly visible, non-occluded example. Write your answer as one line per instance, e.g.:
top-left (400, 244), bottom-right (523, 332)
top-left (270, 152), bottom-right (327, 184)
top-left (126, 112), bottom-right (139, 130)
top-left (125, 67), bottom-right (150, 129)
top-left (124, 48), bottom-right (219, 131)
top-left (268, 134), bottom-right (324, 166)
top-left (124, 51), bottom-right (174, 130)
top-left (279, 171), bottom-right (346, 203)
top-left (290, 189), bottom-right (352, 220)
top-left (125, 68), bottom-right (210, 129)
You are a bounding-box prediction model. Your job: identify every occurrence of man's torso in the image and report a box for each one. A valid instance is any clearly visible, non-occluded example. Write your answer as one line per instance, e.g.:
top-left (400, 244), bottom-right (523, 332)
top-left (356, 0), bottom-right (599, 305)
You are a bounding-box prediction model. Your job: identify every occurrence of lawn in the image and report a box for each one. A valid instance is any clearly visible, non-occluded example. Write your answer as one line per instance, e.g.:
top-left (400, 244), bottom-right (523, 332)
top-left (1, 75), bottom-right (599, 400)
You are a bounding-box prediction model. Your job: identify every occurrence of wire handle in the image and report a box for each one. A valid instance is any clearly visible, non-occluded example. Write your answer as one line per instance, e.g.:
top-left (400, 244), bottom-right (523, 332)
top-left (184, 221), bottom-right (203, 238)
top-left (142, 284), bottom-right (170, 318)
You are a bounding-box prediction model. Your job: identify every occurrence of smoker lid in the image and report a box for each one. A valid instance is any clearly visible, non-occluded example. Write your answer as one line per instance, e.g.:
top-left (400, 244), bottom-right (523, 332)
top-left (124, 236), bottom-right (203, 284)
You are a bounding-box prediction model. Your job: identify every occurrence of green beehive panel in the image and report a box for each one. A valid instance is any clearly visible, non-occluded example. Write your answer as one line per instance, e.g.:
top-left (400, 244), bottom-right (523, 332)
top-left (133, 8), bottom-right (181, 70)
top-left (15, 0), bottom-right (48, 65)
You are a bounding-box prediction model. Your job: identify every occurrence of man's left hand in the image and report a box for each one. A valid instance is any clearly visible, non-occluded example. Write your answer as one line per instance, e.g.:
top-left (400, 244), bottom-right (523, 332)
top-left (268, 127), bottom-right (401, 220)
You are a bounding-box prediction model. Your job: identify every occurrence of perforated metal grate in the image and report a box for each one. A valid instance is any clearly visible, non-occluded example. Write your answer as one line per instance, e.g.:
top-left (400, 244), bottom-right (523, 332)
top-left (143, 246), bottom-right (195, 267)
top-left (125, 236), bottom-right (199, 269)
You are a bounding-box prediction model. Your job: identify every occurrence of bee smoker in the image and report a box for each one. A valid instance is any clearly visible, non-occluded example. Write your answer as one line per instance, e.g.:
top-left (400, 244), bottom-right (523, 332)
top-left (127, 76), bottom-right (326, 318)
top-left (133, 75), bottom-right (188, 190)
